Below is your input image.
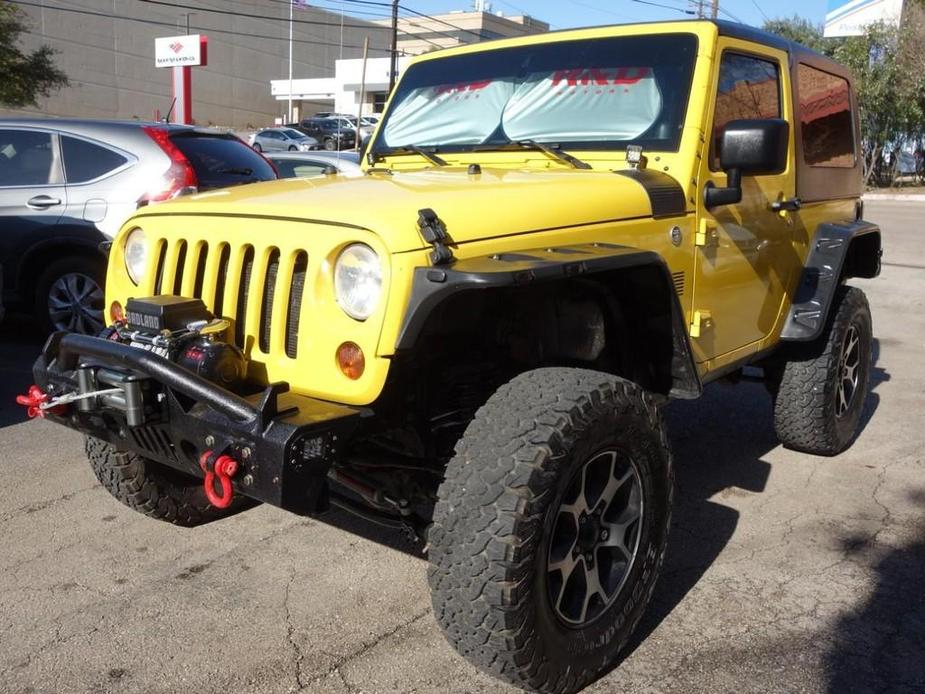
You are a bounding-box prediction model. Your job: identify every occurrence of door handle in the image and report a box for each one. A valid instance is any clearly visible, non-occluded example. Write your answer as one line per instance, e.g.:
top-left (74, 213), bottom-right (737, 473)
top-left (771, 197), bottom-right (802, 212)
top-left (27, 195), bottom-right (62, 210)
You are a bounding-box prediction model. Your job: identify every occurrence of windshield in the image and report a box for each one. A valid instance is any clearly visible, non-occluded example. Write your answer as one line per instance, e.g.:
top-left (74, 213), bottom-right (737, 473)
top-left (283, 128), bottom-right (305, 139)
top-left (375, 33), bottom-right (697, 155)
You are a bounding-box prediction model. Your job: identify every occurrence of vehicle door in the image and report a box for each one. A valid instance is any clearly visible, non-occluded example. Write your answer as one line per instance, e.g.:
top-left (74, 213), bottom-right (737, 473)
top-left (0, 128), bottom-right (67, 289)
top-left (60, 133), bottom-right (134, 238)
top-left (690, 43), bottom-right (801, 365)
top-left (267, 131), bottom-right (288, 151)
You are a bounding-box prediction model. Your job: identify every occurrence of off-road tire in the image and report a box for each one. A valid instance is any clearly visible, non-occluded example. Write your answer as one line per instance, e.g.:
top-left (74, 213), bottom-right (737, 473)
top-left (323, 137), bottom-right (336, 151)
top-left (85, 436), bottom-right (253, 526)
top-left (428, 368), bottom-right (673, 694)
top-left (773, 285), bottom-right (872, 455)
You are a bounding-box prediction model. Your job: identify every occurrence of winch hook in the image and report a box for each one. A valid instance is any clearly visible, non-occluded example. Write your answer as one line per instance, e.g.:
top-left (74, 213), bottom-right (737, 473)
top-left (199, 450), bottom-right (239, 509)
top-left (15, 385), bottom-right (64, 419)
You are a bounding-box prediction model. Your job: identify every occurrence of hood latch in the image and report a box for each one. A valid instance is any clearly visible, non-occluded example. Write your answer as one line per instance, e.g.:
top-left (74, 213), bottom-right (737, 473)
top-left (417, 208), bottom-right (455, 266)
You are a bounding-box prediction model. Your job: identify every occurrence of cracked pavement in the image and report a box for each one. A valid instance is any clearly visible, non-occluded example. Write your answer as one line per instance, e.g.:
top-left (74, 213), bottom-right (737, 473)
top-left (0, 200), bottom-right (922, 693)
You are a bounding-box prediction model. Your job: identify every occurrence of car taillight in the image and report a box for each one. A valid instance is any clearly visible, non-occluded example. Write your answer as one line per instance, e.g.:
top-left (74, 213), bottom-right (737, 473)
top-left (139, 126), bottom-right (198, 204)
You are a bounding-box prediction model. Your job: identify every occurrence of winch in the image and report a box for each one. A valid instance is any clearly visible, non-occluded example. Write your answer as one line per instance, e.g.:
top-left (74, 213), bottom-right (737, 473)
top-left (115, 296), bottom-right (247, 390)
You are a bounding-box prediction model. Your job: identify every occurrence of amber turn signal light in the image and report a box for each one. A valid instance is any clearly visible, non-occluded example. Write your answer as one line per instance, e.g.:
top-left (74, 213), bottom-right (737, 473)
top-left (336, 341), bottom-right (365, 379)
top-left (109, 300), bottom-right (125, 323)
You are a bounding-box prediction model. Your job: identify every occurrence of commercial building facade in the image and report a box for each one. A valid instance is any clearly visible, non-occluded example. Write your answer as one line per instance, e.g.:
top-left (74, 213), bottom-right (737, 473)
top-left (4, 0), bottom-right (391, 128)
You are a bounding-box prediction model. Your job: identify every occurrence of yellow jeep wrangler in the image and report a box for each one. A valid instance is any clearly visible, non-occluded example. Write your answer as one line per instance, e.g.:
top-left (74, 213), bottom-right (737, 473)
top-left (25, 19), bottom-right (881, 694)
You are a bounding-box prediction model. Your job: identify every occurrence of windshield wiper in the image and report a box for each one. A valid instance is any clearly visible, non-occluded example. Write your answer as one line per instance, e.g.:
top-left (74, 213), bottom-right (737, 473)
top-left (473, 140), bottom-right (592, 169)
top-left (515, 140), bottom-right (592, 169)
top-left (381, 145), bottom-right (447, 166)
top-left (216, 167), bottom-right (254, 176)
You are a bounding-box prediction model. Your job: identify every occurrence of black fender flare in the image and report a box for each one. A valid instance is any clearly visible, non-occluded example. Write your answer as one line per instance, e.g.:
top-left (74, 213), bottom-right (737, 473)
top-left (394, 242), bottom-right (702, 399)
top-left (781, 219), bottom-right (881, 342)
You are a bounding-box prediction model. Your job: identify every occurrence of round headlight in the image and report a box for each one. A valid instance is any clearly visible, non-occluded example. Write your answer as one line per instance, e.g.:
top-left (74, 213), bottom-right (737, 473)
top-left (334, 244), bottom-right (382, 320)
top-left (124, 228), bottom-right (148, 285)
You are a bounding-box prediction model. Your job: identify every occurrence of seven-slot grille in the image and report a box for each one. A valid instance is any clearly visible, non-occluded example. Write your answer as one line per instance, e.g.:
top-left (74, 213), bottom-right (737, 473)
top-left (151, 239), bottom-right (308, 359)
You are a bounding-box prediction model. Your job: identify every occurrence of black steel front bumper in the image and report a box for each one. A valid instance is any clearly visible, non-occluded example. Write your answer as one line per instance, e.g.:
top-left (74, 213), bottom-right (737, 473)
top-left (34, 332), bottom-right (364, 514)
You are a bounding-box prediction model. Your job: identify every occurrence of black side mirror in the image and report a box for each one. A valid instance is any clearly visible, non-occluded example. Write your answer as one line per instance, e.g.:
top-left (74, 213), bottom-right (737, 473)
top-left (705, 119), bottom-right (790, 209)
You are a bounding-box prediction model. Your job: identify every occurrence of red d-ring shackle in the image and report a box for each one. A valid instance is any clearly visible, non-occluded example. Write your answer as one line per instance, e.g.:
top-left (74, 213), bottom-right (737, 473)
top-left (199, 450), bottom-right (239, 509)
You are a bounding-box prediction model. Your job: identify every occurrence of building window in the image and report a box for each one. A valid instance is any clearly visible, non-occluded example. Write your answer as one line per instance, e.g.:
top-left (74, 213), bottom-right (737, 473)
top-left (711, 52), bottom-right (780, 170)
top-left (798, 64), bottom-right (855, 168)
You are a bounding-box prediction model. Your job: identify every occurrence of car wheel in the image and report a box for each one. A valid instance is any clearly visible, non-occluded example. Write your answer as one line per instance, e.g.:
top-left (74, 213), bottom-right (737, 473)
top-left (772, 285), bottom-right (872, 455)
top-left (288, 145), bottom-right (297, 151)
top-left (253, 142), bottom-right (262, 152)
top-left (428, 368), bottom-right (673, 693)
top-left (85, 436), bottom-right (255, 526)
top-left (323, 138), bottom-right (336, 151)
top-left (34, 256), bottom-right (106, 335)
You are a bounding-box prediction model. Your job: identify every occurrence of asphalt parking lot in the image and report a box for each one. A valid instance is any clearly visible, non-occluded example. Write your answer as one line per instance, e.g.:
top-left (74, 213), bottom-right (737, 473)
top-left (0, 199), bottom-right (922, 694)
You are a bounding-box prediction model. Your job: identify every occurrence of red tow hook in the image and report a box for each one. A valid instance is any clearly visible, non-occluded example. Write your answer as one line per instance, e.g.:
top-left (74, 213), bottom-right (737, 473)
top-left (15, 385), bottom-right (65, 419)
top-left (199, 450), bottom-right (239, 509)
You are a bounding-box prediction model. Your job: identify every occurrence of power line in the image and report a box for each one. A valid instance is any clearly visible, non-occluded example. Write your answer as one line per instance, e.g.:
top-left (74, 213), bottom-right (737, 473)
top-left (748, 0), bottom-right (770, 22)
top-left (134, 0), bottom-right (394, 31)
top-left (396, 5), bottom-right (489, 40)
top-left (565, 0), bottom-right (640, 21)
top-left (14, 0), bottom-right (395, 56)
top-left (632, 0), bottom-right (696, 15)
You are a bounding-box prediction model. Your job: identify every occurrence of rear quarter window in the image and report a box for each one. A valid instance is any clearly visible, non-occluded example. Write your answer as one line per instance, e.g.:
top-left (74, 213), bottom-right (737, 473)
top-left (169, 133), bottom-right (277, 189)
top-left (62, 136), bottom-right (129, 183)
top-left (797, 64), bottom-right (855, 167)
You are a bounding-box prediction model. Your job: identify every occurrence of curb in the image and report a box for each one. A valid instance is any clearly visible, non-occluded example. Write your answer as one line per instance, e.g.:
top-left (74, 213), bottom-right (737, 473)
top-left (863, 193), bottom-right (925, 201)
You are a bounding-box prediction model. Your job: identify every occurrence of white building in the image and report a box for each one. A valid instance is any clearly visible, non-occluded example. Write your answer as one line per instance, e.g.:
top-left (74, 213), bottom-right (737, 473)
top-left (269, 8), bottom-right (549, 123)
top-left (271, 56), bottom-right (411, 122)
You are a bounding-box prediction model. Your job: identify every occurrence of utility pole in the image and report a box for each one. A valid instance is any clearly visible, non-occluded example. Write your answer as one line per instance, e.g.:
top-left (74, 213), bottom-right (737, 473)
top-left (388, 0), bottom-right (399, 93)
top-left (710, 0), bottom-right (719, 19)
top-left (356, 36), bottom-right (369, 152)
top-left (287, 0), bottom-right (294, 123)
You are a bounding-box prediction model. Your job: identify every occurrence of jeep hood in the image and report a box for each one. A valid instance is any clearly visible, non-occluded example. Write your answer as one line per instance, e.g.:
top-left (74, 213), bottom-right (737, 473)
top-left (139, 167), bottom-right (682, 252)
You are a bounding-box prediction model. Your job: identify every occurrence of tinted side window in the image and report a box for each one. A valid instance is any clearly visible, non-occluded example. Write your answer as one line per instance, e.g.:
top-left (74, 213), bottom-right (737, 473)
top-left (711, 53), bottom-right (781, 169)
top-left (273, 160), bottom-right (328, 178)
top-left (169, 134), bottom-right (277, 189)
top-left (798, 64), bottom-right (855, 167)
top-left (62, 136), bottom-right (128, 183)
top-left (0, 129), bottom-right (55, 186)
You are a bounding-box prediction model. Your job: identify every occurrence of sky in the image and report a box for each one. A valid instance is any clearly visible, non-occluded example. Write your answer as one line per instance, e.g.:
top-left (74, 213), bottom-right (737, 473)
top-left (314, 0), bottom-right (830, 31)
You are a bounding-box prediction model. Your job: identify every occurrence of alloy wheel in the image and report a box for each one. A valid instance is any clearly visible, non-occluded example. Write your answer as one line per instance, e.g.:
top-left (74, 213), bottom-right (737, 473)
top-left (47, 272), bottom-right (105, 334)
top-left (547, 449), bottom-right (644, 626)
top-left (836, 324), bottom-right (861, 417)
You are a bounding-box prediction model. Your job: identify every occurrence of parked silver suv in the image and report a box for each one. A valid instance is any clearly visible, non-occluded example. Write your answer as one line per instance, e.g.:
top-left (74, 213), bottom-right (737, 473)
top-left (0, 119), bottom-right (277, 334)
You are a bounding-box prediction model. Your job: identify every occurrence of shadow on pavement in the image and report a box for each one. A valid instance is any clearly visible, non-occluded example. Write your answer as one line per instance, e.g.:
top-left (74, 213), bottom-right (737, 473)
top-left (0, 317), bottom-right (44, 430)
top-left (825, 490), bottom-right (925, 694)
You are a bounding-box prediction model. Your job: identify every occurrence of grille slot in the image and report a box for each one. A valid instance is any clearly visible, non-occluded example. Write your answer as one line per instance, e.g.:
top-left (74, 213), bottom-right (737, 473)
top-left (259, 248), bottom-right (280, 353)
top-left (193, 242), bottom-right (208, 299)
top-left (286, 252), bottom-right (308, 358)
top-left (214, 243), bottom-right (230, 318)
top-left (672, 271), bottom-right (685, 295)
top-left (173, 240), bottom-right (187, 295)
top-left (235, 246), bottom-right (255, 347)
top-left (153, 241), bottom-right (168, 294)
